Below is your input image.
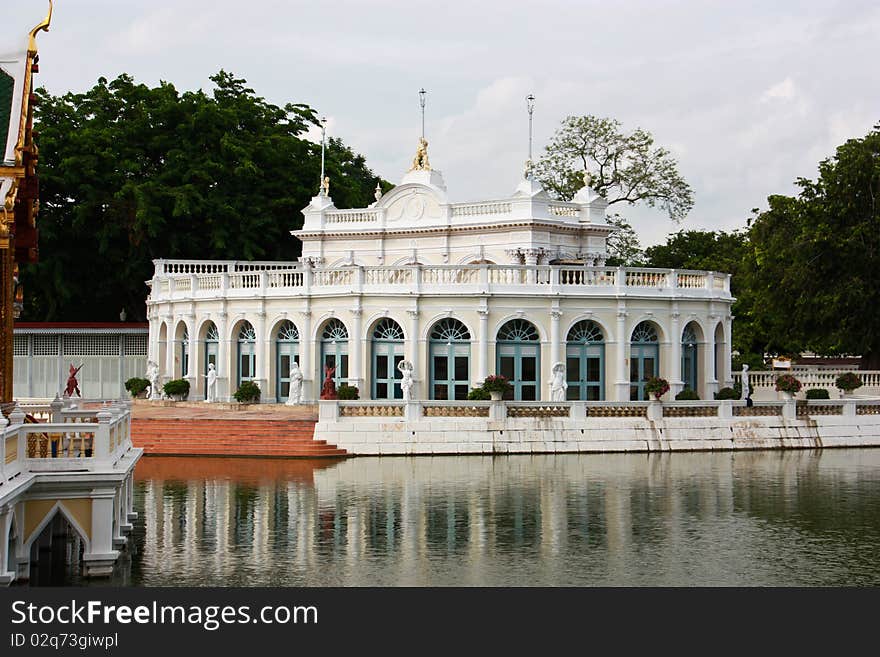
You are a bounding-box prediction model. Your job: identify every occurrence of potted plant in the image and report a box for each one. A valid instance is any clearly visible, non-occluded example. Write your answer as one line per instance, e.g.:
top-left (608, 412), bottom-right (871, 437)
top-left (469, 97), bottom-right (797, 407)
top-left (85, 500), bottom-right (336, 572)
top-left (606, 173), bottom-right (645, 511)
top-left (124, 376), bottom-right (150, 398)
top-left (467, 387), bottom-right (491, 401)
top-left (337, 384), bottom-right (359, 400)
top-left (805, 388), bottom-right (830, 400)
top-left (775, 373), bottom-right (802, 400)
top-left (162, 378), bottom-right (190, 401)
top-left (835, 372), bottom-right (862, 397)
top-left (644, 377), bottom-right (670, 401)
top-left (482, 375), bottom-right (512, 401)
top-left (675, 388), bottom-right (700, 401)
top-left (714, 387), bottom-right (739, 400)
top-left (234, 380), bottom-right (261, 404)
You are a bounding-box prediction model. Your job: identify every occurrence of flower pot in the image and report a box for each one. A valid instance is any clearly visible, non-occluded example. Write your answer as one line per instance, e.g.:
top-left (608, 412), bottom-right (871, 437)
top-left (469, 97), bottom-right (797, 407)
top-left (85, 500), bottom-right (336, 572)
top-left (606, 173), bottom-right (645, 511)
top-left (780, 391), bottom-right (794, 401)
top-left (489, 391), bottom-right (503, 401)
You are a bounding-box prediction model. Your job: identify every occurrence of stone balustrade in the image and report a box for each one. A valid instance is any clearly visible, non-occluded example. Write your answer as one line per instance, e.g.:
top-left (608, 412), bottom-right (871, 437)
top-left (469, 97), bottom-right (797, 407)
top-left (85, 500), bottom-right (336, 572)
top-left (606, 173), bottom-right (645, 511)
top-left (150, 262), bottom-right (733, 302)
top-left (0, 402), bottom-right (134, 482)
top-left (737, 370), bottom-right (880, 398)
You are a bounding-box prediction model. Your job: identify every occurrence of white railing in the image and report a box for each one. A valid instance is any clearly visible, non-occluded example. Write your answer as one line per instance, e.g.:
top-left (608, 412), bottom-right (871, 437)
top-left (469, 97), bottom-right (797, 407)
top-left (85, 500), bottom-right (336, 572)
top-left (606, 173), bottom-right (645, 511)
top-left (325, 210), bottom-right (379, 224)
top-left (451, 202), bottom-right (512, 217)
top-left (548, 203), bottom-right (580, 217)
top-left (739, 370), bottom-right (880, 391)
top-left (150, 264), bottom-right (732, 301)
top-left (0, 402), bottom-right (133, 483)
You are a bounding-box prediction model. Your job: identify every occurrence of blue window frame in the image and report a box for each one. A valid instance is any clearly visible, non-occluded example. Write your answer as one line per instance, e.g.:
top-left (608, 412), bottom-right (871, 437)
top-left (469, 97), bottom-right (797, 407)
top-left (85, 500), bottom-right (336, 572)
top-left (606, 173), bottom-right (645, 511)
top-left (371, 319), bottom-right (404, 400)
top-left (496, 319), bottom-right (540, 401)
top-left (179, 327), bottom-right (189, 378)
top-left (429, 318), bottom-right (471, 400)
top-left (275, 321), bottom-right (300, 402)
top-left (320, 319), bottom-right (349, 388)
top-left (630, 321), bottom-right (659, 401)
top-left (681, 323), bottom-right (698, 394)
top-left (237, 323), bottom-right (256, 388)
top-left (565, 320), bottom-right (605, 400)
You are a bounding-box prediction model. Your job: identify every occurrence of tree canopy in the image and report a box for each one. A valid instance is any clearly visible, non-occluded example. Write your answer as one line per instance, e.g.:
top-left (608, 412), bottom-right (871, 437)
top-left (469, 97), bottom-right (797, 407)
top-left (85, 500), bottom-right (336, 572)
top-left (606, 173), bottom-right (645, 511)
top-left (534, 115), bottom-right (693, 222)
top-left (23, 71), bottom-right (386, 322)
top-left (747, 124), bottom-right (880, 368)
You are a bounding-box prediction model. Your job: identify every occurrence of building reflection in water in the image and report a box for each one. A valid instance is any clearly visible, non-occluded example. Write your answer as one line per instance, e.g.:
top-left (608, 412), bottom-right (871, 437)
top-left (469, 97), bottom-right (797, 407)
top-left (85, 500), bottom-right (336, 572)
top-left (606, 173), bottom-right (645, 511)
top-left (126, 450), bottom-right (880, 587)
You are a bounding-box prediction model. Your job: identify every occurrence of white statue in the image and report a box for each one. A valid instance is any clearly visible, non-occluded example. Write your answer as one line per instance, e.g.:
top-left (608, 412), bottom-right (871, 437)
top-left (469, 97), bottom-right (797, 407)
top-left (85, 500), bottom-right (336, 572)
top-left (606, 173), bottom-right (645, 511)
top-left (398, 360), bottom-right (415, 401)
top-left (740, 363), bottom-right (750, 401)
top-left (205, 363), bottom-right (218, 402)
top-left (146, 361), bottom-right (162, 400)
top-left (286, 362), bottom-right (304, 405)
top-left (550, 362), bottom-right (567, 402)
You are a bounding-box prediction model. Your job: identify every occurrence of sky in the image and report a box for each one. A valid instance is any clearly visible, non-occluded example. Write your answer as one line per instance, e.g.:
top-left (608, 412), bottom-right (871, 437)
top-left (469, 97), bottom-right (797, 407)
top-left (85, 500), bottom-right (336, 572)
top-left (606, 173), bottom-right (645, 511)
top-left (4, 0), bottom-right (879, 246)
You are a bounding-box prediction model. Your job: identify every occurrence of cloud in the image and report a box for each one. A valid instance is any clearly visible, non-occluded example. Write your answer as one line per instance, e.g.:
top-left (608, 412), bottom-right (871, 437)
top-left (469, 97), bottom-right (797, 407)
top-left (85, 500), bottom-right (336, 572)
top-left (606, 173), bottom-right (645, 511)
top-left (761, 78), bottom-right (797, 103)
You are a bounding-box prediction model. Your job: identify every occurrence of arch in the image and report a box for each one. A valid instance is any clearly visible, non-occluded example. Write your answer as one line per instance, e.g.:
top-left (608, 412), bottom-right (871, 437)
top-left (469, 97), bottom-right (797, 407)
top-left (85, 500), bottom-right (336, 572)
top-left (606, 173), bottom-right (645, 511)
top-left (714, 321), bottom-right (725, 384)
top-left (681, 321), bottom-right (702, 394)
top-left (428, 318), bottom-right (472, 400)
top-left (200, 320), bottom-right (219, 399)
top-left (565, 319), bottom-right (605, 400)
top-left (565, 315), bottom-right (614, 343)
top-left (174, 320), bottom-right (190, 378)
top-left (421, 313), bottom-right (475, 342)
top-left (630, 320), bottom-right (661, 401)
top-left (319, 318), bottom-right (350, 388)
top-left (496, 318), bottom-right (541, 400)
top-left (370, 318), bottom-right (405, 400)
top-left (235, 320), bottom-right (257, 388)
top-left (274, 319), bottom-right (301, 402)
top-left (22, 502), bottom-right (91, 556)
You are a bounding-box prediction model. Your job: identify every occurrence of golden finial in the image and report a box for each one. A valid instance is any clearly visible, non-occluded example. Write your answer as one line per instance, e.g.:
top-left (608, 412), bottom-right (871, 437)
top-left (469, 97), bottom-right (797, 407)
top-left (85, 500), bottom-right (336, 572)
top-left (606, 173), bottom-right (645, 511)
top-left (28, 1), bottom-right (54, 54)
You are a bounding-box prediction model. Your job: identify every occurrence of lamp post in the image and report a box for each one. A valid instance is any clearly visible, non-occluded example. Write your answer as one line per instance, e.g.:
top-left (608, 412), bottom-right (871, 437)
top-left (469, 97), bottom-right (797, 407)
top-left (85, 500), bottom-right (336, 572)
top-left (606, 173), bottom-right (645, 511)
top-left (319, 116), bottom-right (327, 195)
top-left (526, 94), bottom-right (535, 163)
top-left (419, 88), bottom-right (427, 139)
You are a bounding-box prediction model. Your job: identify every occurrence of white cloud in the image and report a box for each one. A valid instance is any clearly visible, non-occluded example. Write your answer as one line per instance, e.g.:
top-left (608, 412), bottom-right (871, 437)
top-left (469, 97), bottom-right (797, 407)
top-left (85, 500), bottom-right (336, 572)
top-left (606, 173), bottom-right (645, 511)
top-left (761, 78), bottom-right (797, 103)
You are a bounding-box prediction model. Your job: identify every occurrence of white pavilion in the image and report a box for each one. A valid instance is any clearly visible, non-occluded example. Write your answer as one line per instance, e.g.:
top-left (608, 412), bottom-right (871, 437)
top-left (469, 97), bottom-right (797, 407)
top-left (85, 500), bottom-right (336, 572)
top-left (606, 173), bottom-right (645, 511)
top-left (146, 140), bottom-right (734, 404)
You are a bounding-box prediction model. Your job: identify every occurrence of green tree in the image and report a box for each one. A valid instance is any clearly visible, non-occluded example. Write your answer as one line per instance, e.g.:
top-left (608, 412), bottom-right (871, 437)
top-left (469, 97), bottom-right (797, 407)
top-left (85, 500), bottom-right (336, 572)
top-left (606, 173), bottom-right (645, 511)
top-left (643, 229), bottom-right (762, 360)
top-left (605, 216), bottom-right (643, 266)
top-left (534, 115), bottom-right (693, 223)
top-left (23, 71), bottom-right (386, 322)
top-left (748, 124), bottom-right (880, 369)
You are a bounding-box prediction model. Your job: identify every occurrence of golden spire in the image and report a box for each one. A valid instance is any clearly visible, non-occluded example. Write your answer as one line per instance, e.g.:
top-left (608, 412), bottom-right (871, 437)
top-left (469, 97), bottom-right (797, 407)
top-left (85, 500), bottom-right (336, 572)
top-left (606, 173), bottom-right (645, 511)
top-left (28, 0), bottom-right (54, 54)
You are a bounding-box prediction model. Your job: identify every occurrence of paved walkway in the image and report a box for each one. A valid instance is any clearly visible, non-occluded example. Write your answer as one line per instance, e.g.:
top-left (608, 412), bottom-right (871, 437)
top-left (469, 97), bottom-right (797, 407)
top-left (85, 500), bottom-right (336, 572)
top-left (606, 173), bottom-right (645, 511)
top-left (131, 401), bottom-right (318, 421)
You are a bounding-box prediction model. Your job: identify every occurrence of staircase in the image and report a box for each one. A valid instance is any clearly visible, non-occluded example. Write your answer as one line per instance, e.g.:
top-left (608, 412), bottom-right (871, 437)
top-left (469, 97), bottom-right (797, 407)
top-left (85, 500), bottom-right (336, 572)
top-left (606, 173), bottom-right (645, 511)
top-left (132, 418), bottom-right (347, 458)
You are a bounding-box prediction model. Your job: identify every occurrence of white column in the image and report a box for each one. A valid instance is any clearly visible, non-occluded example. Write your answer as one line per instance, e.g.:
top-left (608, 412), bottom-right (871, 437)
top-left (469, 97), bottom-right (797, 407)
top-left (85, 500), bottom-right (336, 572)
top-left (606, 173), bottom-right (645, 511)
top-left (216, 312), bottom-right (230, 401)
top-left (350, 308), bottom-right (363, 392)
top-left (723, 316), bottom-right (734, 387)
top-left (164, 315), bottom-right (175, 383)
top-left (83, 493), bottom-right (119, 578)
top-left (0, 508), bottom-right (12, 584)
top-left (477, 308), bottom-right (489, 383)
top-left (550, 309), bottom-right (562, 367)
top-left (299, 310), bottom-right (313, 401)
top-left (614, 309), bottom-right (628, 401)
top-left (669, 310), bottom-right (682, 396)
top-left (254, 312), bottom-right (268, 401)
top-left (407, 309), bottom-right (420, 397)
top-left (704, 319), bottom-right (718, 399)
top-left (187, 319), bottom-right (198, 399)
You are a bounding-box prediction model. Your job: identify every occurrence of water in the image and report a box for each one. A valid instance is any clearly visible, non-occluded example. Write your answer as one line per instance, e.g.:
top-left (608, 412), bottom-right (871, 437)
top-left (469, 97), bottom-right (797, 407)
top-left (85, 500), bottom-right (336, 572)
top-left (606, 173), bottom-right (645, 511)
top-left (91, 450), bottom-right (880, 586)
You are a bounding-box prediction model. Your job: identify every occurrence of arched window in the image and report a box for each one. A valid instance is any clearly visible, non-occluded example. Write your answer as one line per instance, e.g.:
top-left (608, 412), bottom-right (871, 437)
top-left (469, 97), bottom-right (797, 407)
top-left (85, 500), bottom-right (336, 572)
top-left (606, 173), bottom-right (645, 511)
top-left (320, 319), bottom-right (349, 388)
top-left (496, 319), bottom-right (541, 400)
top-left (566, 320), bottom-right (605, 400)
top-left (630, 321), bottom-right (659, 401)
top-left (371, 319), bottom-right (404, 400)
top-left (275, 321), bottom-right (300, 402)
top-left (204, 323), bottom-right (219, 389)
top-left (429, 319), bottom-right (471, 400)
top-left (179, 326), bottom-right (189, 377)
top-left (237, 322), bottom-right (256, 388)
top-left (681, 323), bottom-right (699, 394)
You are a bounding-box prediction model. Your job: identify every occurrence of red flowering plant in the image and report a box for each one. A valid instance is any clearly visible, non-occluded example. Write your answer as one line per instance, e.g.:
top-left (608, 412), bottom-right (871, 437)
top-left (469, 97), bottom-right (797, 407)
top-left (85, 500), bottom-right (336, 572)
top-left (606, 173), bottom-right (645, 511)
top-left (835, 372), bottom-right (863, 392)
top-left (645, 377), bottom-right (670, 400)
top-left (481, 375), bottom-right (513, 394)
top-left (775, 374), bottom-right (802, 394)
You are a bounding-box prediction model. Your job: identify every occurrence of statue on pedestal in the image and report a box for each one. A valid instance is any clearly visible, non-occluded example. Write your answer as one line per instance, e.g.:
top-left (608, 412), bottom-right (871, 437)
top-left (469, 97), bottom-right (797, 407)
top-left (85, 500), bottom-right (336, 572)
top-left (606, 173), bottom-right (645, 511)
top-left (398, 360), bottom-right (415, 401)
top-left (320, 365), bottom-right (337, 400)
top-left (740, 363), bottom-right (750, 401)
top-left (205, 363), bottom-right (218, 402)
top-left (65, 362), bottom-right (83, 398)
top-left (550, 362), bottom-right (567, 402)
top-left (286, 362), bottom-right (304, 405)
top-left (146, 361), bottom-right (162, 400)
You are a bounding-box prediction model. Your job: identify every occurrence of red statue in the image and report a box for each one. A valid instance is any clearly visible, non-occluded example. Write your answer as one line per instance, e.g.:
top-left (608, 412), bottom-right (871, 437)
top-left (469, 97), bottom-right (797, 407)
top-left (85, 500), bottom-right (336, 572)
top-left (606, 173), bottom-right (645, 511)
top-left (65, 362), bottom-right (83, 397)
top-left (320, 365), bottom-right (337, 400)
